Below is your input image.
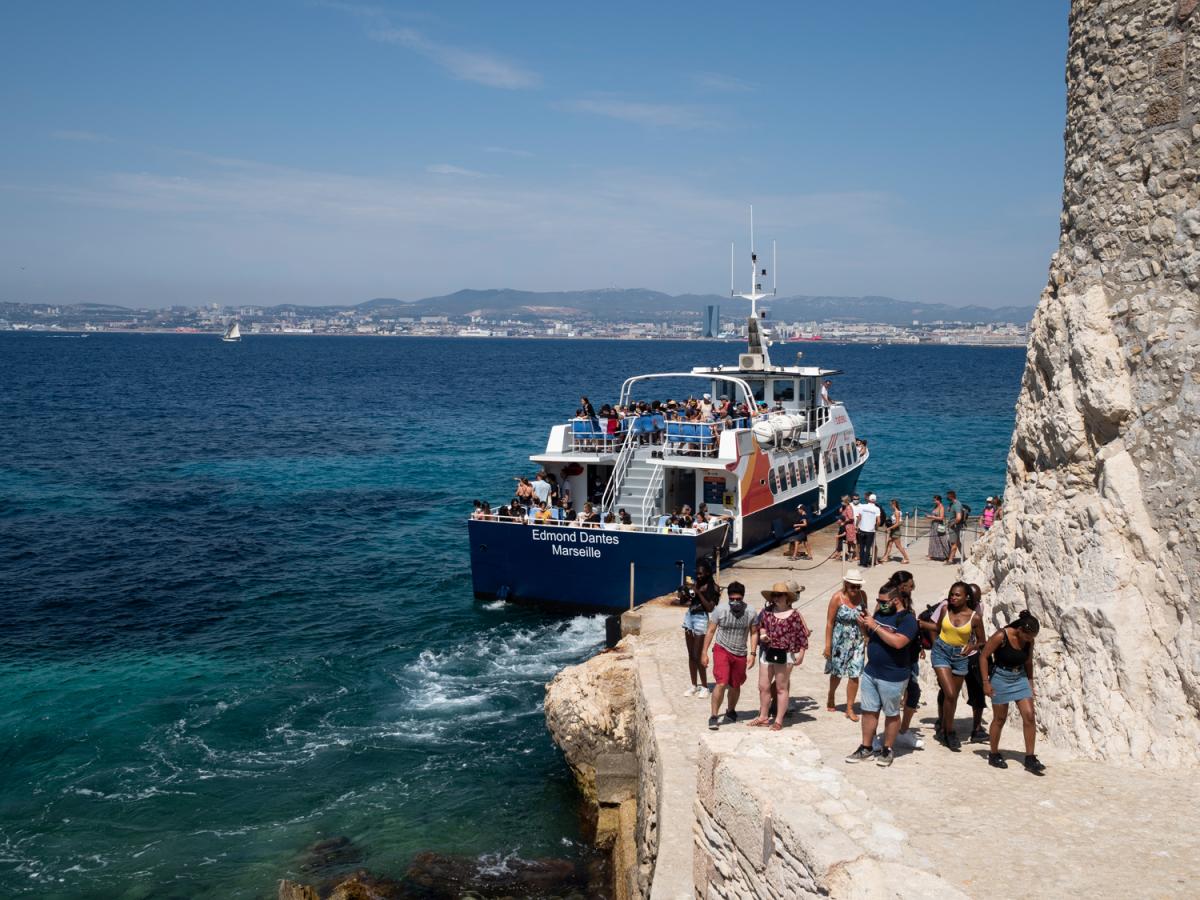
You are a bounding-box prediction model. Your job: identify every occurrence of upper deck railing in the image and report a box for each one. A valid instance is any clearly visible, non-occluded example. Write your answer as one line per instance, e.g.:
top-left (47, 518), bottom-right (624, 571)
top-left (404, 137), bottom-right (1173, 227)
top-left (562, 406), bottom-right (836, 457)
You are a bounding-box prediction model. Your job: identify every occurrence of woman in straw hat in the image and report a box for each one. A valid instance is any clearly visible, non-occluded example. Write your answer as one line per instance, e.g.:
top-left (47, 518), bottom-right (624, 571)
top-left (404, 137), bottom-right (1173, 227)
top-left (749, 582), bottom-right (810, 731)
top-left (823, 569), bottom-right (868, 721)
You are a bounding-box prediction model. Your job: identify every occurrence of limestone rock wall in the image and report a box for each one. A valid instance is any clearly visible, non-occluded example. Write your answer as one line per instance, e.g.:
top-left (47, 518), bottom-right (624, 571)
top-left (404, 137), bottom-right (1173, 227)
top-left (692, 733), bottom-right (964, 900)
top-left (967, 0), bottom-right (1200, 763)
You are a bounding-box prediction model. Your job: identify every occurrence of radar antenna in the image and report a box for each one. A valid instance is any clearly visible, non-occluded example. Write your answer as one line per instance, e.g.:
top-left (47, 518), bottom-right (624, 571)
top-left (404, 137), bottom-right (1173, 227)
top-left (730, 205), bottom-right (777, 368)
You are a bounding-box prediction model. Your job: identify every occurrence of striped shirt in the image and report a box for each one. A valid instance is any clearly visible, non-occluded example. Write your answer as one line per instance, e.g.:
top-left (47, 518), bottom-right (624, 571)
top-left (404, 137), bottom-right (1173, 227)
top-left (712, 603), bottom-right (756, 656)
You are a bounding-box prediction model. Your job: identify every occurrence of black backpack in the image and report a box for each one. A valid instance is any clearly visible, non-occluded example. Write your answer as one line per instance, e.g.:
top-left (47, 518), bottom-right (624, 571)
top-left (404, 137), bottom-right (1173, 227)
top-left (959, 503), bottom-right (971, 525)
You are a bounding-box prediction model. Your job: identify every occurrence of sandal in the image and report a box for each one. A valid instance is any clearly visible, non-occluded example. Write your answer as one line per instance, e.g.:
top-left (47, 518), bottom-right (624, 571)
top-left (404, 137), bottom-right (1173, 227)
top-left (845, 711), bottom-right (860, 722)
top-left (748, 717), bottom-right (771, 727)
top-left (769, 722), bottom-right (783, 731)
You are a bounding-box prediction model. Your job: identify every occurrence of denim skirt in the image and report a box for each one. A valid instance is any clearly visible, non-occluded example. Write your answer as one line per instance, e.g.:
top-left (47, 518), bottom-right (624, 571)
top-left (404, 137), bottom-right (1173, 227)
top-left (990, 665), bottom-right (1032, 704)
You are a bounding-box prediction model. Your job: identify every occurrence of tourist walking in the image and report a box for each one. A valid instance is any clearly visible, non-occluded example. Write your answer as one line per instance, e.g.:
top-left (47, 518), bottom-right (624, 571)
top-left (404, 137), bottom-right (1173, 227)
top-left (880, 499), bottom-right (911, 564)
top-left (700, 581), bottom-right (756, 730)
top-left (925, 495), bottom-right (949, 561)
top-left (980, 610), bottom-right (1045, 774)
top-left (823, 569), bottom-right (867, 721)
top-left (838, 497), bottom-right (857, 559)
top-left (844, 584), bottom-right (919, 767)
top-left (945, 489), bottom-right (965, 564)
top-left (682, 561), bottom-right (718, 697)
top-left (749, 582), bottom-right (809, 731)
top-left (981, 497), bottom-right (997, 530)
top-left (923, 582), bottom-right (986, 750)
top-left (854, 494), bottom-right (881, 568)
top-left (886, 570), bottom-right (925, 750)
top-left (787, 503), bottom-right (812, 560)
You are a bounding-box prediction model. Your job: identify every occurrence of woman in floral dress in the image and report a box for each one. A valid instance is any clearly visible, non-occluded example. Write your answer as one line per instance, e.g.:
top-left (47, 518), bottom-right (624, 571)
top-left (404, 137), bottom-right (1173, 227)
top-left (823, 569), bottom-right (867, 720)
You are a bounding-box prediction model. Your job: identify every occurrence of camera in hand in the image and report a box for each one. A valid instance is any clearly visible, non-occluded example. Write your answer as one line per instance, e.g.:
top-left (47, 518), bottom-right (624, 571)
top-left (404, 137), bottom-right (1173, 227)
top-left (675, 584), bottom-right (705, 615)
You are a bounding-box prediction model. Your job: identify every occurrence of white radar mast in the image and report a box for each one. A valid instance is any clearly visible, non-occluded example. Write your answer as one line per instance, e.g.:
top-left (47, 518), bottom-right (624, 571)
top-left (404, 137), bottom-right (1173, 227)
top-left (730, 205), bottom-right (776, 369)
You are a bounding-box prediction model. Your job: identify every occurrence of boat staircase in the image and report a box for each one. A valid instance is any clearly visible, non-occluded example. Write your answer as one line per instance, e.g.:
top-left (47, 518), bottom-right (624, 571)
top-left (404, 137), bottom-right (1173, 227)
top-left (611, 448), bottom-right (664, 526)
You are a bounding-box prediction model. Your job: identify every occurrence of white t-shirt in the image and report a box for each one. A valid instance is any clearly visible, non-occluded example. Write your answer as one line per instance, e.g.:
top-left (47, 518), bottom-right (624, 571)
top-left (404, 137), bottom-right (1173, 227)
top-left (820, 384), bottom-right (830, 406)
top-left (854, 502), bottom-right (880, 532)
top-left (531, 480), bottom-right (552, 504)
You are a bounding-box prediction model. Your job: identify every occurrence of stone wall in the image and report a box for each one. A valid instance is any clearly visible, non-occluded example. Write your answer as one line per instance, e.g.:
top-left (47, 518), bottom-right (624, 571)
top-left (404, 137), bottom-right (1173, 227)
top-left (692, 733), bottom-right (963, 899)
top-left (967, 0), bottom-right (1200, 763)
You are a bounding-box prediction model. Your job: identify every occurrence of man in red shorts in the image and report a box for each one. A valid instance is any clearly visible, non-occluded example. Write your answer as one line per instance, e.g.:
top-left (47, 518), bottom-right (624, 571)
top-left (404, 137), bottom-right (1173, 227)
top-left (700, 581), bottom-right (756, 729)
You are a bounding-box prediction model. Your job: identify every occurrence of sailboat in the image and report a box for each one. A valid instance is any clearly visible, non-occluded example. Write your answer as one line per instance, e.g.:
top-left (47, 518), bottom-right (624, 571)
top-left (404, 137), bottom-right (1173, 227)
top-left (222, 322), bottom-right (241, 343)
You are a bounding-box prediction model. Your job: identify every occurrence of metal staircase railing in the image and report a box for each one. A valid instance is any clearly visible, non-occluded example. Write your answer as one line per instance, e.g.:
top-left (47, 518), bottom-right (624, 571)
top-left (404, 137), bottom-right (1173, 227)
top-left (600, 429), bottom-right (636, 515)
top-left (639, 464), bottom-right (664, 528)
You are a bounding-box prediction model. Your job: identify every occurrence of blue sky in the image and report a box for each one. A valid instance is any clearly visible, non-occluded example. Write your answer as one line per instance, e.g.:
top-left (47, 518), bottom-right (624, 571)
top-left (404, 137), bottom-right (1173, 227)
top-left (1, 1), bottom-right (1070, 308)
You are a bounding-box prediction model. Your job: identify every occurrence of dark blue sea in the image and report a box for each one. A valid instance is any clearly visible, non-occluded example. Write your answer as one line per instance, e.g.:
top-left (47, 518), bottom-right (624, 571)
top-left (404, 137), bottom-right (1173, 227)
top-left (0, 334), bottom-right (1025, 898)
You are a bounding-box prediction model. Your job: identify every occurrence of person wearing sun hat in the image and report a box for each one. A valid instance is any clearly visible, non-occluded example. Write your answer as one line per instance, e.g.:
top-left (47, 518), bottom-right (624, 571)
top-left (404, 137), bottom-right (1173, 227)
top-left (824, 568), bottom-right (868, 721)
top-left (749, 582), bottom-right (810, 731)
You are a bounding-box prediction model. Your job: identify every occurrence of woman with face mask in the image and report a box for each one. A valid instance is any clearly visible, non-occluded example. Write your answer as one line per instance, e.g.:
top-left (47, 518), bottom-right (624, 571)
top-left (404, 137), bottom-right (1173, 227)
top-left (980, 610), bottom-right (1046, 774)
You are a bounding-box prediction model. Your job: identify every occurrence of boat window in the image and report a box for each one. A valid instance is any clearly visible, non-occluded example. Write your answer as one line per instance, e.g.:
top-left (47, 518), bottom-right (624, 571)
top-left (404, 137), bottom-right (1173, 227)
top-left (746, 380), bottom-right (765, 403)
top-left (772, 379), bottom-right (796, 402)
top-left (787, 461), bottom-right (797, 487)
top-left (777, 466), bottom-right (787, 491)
top-left (840, 446), bottom-right (848, 468)
top-left (798, 378), bottom-right (812, 403)
top-left (768, 468), bottom-right (778, 494)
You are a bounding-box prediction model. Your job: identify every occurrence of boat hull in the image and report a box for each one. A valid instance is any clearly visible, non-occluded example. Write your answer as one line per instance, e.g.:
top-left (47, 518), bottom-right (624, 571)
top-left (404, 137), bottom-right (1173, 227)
top-left (467, 520), bottom-right (732, 611)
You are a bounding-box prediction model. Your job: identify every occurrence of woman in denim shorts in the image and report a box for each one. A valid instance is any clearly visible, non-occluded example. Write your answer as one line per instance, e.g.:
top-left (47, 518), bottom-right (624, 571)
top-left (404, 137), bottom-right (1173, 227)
top-left (682, 560), bottom-right (718, 697)
top-left (921, 582), bottom-right (985, 751)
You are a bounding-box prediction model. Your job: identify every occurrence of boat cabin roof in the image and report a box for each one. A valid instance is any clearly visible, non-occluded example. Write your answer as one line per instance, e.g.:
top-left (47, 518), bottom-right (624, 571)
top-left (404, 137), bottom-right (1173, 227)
top-left (689, 365), bottom-right (843, 377)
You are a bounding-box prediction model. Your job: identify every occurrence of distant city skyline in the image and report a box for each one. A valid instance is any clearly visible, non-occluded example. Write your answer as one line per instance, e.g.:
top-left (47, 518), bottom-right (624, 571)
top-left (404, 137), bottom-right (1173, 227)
top-left (2, 1), bottom-right (1069, 308)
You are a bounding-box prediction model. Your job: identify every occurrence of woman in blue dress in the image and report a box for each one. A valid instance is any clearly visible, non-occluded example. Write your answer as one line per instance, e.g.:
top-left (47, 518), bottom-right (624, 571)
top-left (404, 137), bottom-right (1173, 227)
top-left (822, 569), bottom-right (867, 720)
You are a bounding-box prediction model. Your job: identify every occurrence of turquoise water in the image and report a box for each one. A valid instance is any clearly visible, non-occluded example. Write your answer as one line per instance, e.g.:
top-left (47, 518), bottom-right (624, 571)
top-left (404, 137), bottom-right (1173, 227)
top-left (0, 334), bottom-right (1025, 897)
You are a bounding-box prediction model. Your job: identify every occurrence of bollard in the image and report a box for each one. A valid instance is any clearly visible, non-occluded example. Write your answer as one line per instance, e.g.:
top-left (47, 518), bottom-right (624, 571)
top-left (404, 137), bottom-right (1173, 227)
top-left (629, 562), bottom-right (635, 612)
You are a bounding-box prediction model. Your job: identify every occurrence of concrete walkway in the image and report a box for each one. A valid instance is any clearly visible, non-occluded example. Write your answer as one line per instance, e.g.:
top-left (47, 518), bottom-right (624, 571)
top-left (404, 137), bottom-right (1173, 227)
top-left (627, 526), bottom-right (1200, 898)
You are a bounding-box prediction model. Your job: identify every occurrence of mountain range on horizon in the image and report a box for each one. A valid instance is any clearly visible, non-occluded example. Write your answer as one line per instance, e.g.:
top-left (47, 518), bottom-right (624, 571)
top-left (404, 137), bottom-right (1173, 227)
top-left (3, 288), bottom-right (1037, 326)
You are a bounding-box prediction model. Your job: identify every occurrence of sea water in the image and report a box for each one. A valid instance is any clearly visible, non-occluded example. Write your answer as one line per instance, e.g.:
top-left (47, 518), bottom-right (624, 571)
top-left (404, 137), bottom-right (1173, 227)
top-left (0, 334), bottom-right (1024, 898)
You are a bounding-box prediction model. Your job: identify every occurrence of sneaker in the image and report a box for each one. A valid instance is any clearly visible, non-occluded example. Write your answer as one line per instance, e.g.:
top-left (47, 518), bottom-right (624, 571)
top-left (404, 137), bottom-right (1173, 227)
top-left (844, 745), bottom-right (874, 764)
top-left (1024, 754), bottom-right (1047, 776)
top-left (682, 686), bottom-right (696, 697)
top-left (988, 752), bottom-right (1008, 769)
top-left (896, 732), bottom-right (924, 750)
top-left (695, 686), bottom-right (710, 698)
top-left (723, 709), bottom-right (738, 724)
top-left (944, 732), bottom-right (962, 752)
top-left (707, 715), bottom-right (720, 731)
top-left (970, 728), bottom-right (989, 744)
top-left (875, 747), bottom-right (894, 767)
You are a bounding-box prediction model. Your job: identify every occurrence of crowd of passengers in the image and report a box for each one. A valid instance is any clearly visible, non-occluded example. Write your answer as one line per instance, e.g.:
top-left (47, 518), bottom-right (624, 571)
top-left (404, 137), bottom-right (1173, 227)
top-left (572, 393), bottom-right (793, 451)
top-left (470, 469), bottom-right (728, 534)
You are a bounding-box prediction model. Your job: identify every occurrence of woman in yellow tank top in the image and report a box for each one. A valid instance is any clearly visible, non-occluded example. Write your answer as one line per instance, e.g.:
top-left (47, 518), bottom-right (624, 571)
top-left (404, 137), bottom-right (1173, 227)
top-left (919, 582), bottom-right (986, 751)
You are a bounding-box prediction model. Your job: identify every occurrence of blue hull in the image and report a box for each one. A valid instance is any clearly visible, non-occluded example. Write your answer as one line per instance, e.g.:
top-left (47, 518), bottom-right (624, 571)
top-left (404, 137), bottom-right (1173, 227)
top-left (468, 521), bottom-right (732, 611)
top-left (468, 462), bottom-right (864, 612)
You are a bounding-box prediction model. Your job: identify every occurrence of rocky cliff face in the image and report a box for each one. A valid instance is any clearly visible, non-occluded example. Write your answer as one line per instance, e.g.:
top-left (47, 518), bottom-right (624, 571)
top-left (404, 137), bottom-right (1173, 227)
top-left (968, 0), bottom-right (1200, 764)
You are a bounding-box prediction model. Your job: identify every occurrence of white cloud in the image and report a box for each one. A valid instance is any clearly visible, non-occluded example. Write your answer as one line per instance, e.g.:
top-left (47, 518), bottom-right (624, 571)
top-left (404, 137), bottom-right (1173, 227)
top-left (369, 26), bottom-right (539, 89)
top-left (425, 163), bottom-right (487, 178)
top-left (560, 98), bottom-right (714, 129)
top-left (50, 130), bottom-right (113, 143)
top-left (693, 72), bottom-right (754, 93)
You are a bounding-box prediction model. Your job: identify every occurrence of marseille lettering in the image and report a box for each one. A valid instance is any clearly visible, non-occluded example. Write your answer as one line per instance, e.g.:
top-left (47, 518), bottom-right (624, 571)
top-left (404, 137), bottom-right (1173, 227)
top-left (530, 527), bottom-right (619, 559)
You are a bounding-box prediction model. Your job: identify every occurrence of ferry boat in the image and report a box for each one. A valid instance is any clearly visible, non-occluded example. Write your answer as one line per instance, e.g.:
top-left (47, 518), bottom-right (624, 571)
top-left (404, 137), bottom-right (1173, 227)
top-left (467, 218), bottom-right (866, 611)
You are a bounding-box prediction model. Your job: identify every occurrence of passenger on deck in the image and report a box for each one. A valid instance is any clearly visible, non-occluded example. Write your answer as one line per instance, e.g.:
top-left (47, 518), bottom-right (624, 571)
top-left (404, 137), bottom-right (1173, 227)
top-left (532, 472), bottom-right (552, 506)
top-left (820, 379), bottom-right (833, 406)
top-left (581, 502), bottom-right (601, 527)
top-left (471, 500), bottom-right (485, 520)
top-left (602, 512), bottom-right (618, 530)
top-left (515, 477), bottom-right (534, 506)
top-left (618, 509), bottom-right (634, 530)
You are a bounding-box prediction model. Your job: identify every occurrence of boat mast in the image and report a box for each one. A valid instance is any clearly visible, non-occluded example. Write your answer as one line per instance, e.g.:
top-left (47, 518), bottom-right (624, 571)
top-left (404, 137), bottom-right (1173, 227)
top-left (730, 205), bottom-right (776, 367)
